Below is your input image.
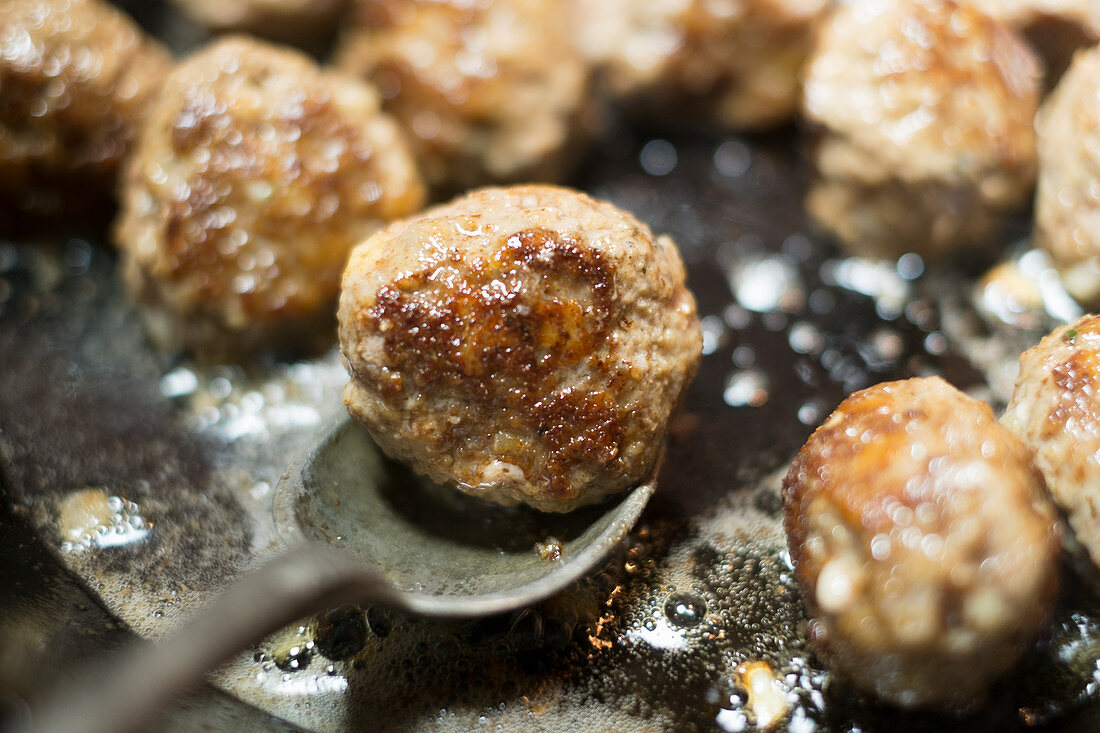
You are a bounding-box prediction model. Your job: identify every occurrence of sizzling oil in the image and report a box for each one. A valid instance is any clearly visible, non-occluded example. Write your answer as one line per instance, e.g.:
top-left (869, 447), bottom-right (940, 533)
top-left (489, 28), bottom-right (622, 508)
top-left (2, 132), bottom-right (1100, 733)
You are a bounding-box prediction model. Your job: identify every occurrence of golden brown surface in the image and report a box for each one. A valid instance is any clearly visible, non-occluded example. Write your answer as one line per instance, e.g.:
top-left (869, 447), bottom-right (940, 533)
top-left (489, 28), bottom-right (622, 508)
top-left (336, 0), bottom-right (595, 192)
top-left (0, 0), bottom-right (172, 225)
top-left (572, 0), bottom-right (830, 130)
top-left (339, 185), bottom-right (701, 512)
top-left (784, 377), bottom-right (1061, 710)
top-left (1003, 314), bottom-right (1100, 569)
top-left (115, 36), bottom-right (425, 362)
top-left (802, 0), bottom-right (1041, 259)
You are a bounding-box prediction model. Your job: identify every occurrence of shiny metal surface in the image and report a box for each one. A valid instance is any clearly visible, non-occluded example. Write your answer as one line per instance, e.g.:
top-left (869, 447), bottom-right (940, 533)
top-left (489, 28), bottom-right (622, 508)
top-left (22, 418), bottom-right (655, 733)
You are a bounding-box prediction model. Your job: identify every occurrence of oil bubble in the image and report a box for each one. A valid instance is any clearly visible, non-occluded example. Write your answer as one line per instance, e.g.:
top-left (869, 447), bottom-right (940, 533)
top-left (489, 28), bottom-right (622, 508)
top-left (57, 487), bottom-right (151, 552)
top-left (367, 607), bottom-right (394, 638)
top-left (508, 609), bottom-right (543, 652)
top-left (272, 640), bottom-right (313, 672)
top-left (665, 593), bottom-right (706, 628)
top-left (313, 606), bottom-right (366, 661)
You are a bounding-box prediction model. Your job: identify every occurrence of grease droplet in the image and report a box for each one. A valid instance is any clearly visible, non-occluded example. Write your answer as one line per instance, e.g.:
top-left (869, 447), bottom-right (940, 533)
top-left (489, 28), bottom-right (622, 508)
top-left (313, 606), bottom-right (366, 661)
top-left (665, 593), bottom-right (706, 628)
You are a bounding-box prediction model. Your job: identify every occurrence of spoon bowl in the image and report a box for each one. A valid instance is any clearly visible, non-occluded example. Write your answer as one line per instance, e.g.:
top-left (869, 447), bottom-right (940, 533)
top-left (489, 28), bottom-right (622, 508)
top-left (274, 418), bottom-right (656, 615)
top-left (25, 418), bottom-right (656, 733)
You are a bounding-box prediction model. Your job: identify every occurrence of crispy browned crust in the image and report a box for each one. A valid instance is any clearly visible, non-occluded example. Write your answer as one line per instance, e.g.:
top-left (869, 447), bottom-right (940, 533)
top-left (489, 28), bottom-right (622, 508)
top-left (340, 185), bottom-right (702, 512)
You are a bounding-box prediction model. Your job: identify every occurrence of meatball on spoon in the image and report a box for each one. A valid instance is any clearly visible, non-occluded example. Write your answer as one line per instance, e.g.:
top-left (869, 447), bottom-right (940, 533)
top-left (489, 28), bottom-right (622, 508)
top-left (25, 419), bottom-right (656, 733)
top-left (30, 184), bottom-right (697, 733)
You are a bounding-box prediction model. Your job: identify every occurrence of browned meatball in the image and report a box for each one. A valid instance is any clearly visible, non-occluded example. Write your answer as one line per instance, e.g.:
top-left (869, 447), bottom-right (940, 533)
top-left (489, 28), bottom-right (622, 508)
top-left (170, 0), bottom-right (346, 43)
top-left (1034, 46), bottom-right (1100, 307)
top-left (802, 0), bottom-right (1041, 260)
top-left (0, 0), bottom-right (172, 225)
top-left (784, 377), bottom-right (1061, 710)
top-left (571, 0), bottom-right (829, 130)
top-left (966, 0), bottom-right (1100, 82)
top-left (339, 185), bottom-right (701, 512)
top-left (335, 0), bottom-right (596, 192)
top-left (115, 36), bottom-right (426, 362)
top-left (1003, 315), bottom-right (1100, 570)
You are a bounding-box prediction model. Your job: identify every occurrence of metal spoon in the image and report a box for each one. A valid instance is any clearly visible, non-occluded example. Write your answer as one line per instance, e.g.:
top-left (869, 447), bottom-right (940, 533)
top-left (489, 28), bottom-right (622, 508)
top-left (22, 418), bottom-right (655, 733)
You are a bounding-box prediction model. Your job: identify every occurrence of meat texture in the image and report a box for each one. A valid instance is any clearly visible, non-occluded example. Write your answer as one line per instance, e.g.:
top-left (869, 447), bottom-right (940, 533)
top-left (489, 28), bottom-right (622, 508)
top-left (966, 0), bottom-right (1100, 82)
top-left (339, 185), bottom-right (702, 512)
top-left (802, 0), bottom-right (1041, 260)
top-left (784, 377), bottom-right (1061, 710)
top-left (336, 0), bottom-right (596, 192)
top-left (1034, 45), bottom-right (1100, 307)
top-left (0, 0), bottom-right (172, 225)
top-left (115, 36), bottom-right (425, 362)
top-left (571, 0), bottom-right (830, 130)
top-left (1003, 314), bottom-right (1100, 570)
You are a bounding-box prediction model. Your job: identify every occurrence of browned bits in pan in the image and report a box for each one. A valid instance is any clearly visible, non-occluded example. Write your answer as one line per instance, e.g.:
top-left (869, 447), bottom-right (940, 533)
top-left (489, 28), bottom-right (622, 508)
top-left (339, 185), bottom-right (702, 512)
top-left (0, 0), bottom-right (171, 225)
top-left (784, 376), bottom-right (1061, 711)
top-left (802, 0), bottom-right (1041, 260)
top-left (114, 35), bottom-right (425, 362)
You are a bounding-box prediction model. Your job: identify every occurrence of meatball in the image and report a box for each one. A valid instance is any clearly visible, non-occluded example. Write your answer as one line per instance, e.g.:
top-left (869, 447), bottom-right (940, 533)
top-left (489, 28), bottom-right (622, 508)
top-left (571, 0), bottom-right (829, 131)
top-left (965, 0), bottom-right (1100, 82)
top-left (1003, 315), bottom-right (1100, 571)
top-left (114, 36), bottom-right (425, 362)
top-left (170, 0), bottom-right (346, 44)
top-left (1034, 46), bottom-right (1100, 307)
top-left (784, 377), bottom-right (1061, 710)
top-left (335, 0), bottom-right (596, 192)
top-left (802, 0), bottom-right (1041, 260)
top-left (0, 0), bottom-right (172, 225)
top-left (338, 185), bottom-right (701, 512)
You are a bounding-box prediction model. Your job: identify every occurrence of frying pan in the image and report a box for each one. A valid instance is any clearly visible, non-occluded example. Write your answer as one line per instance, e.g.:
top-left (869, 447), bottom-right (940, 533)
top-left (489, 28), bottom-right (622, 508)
top-left (2, 3), bottom-right (1100, 730)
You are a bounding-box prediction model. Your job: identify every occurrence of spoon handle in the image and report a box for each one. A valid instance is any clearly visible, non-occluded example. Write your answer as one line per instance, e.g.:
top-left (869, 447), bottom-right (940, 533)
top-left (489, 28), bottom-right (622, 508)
top-left (21, 545), bottom-right (403, 733)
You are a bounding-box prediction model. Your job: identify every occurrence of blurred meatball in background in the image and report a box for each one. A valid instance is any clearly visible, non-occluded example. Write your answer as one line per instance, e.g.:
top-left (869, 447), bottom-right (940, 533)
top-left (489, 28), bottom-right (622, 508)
top-left (802, 0), bottom-right (1041, 260)
top-left (0, 0), bottom-right (172, 228)
top-left (339, 185), bottom-right (701, 513)
top-left (335, 0), bottom-right (598, 193)
top-left (784, 377), bottom-right (1061, 711)
top-left (966, 0), bottom-right (1100, 83)
top-left (115, 36), bottom-right (425, 363)
top-left (571, 0), bottom-right (830, 131)
top-left (171, 0), bottom-right (347, 48)
top-left (1003, 315), bottom-right (1100, 572)
top-left (1034, 45), bottom-right (1100, 307)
